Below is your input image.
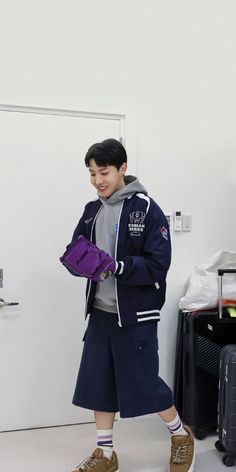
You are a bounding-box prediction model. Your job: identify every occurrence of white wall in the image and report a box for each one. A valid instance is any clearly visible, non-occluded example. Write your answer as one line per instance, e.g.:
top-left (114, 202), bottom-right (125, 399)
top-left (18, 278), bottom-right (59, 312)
top-left (1, 0), bottom-right (236, 388)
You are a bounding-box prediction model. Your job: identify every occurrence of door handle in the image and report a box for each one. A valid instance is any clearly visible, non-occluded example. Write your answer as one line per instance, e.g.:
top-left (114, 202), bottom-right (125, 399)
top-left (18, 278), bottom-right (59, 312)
top-left (0, 298), bottom-right (19, 307)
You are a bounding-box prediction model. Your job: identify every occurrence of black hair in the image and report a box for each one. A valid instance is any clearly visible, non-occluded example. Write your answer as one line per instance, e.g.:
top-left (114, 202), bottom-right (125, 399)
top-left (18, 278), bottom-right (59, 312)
top-left (84, 138), bottom-right (127, 171)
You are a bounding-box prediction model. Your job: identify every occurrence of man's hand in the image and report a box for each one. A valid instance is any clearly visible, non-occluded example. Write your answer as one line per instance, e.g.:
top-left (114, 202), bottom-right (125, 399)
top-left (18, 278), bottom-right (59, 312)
top-left (60, 235), bottom-right (116, 282)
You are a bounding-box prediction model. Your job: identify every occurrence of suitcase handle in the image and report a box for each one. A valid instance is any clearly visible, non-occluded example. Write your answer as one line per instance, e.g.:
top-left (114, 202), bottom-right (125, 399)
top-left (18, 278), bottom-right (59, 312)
top-left (218, 269), bottom-right (236, 319)
top-left (218, 269), bottom-right (236, 276)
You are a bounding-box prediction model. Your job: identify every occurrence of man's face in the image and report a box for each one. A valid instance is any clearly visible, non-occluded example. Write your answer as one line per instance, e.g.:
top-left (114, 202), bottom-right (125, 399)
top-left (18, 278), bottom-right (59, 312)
top-left (88, 159), bottom-right (127, 199)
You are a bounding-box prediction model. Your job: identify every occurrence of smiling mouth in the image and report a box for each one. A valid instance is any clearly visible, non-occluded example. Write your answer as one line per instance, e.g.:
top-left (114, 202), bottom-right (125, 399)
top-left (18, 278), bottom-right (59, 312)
top-left (98, 187), bottom-right (108, 192)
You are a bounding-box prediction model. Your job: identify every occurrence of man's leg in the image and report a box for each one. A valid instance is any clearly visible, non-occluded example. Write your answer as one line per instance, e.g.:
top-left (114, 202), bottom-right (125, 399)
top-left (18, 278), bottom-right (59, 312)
top-left (95, 411), bottom-right (116, 429)
top-left (159, 405), bottom-right (188, 435)
top-left (95, 411), bottom-right (116, 459)
top-left (71, 312), bottom-right (119, 471)
top-left (159, 405), bottom-right (195, 472)
top-left (71, 411), bottom-right (118, 472)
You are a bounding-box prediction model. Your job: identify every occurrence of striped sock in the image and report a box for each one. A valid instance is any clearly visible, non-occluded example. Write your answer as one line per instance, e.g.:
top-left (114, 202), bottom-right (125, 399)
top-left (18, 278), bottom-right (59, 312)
top-left (97, 429), bottom-right (113, 459)
top-left (164, 414), bottom-right (188, 436)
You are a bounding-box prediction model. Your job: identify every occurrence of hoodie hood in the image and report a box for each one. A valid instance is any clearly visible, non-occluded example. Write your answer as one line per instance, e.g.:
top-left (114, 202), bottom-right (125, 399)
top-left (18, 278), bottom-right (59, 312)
top-left (99, 175), bottom-right (148, 205)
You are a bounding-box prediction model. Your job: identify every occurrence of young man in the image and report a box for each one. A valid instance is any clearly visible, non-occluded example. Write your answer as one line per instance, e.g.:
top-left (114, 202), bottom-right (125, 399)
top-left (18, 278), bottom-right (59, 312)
top-left (64, 139), bottom-right (195, 472)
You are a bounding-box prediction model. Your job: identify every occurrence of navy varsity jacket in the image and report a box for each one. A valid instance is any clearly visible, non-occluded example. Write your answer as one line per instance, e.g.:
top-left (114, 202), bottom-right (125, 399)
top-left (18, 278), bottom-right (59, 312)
top-left (71, 193), bottom-right (171, 327)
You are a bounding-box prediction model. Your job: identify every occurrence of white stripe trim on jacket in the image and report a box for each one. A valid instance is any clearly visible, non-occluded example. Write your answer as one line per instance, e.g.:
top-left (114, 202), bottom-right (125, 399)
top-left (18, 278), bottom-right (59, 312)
top-left (137, 309), bottom-right (160, 316)
top-left (137, 315), bottom-right (160, 322)
top-left (136, 193), bottom-right (150, 213)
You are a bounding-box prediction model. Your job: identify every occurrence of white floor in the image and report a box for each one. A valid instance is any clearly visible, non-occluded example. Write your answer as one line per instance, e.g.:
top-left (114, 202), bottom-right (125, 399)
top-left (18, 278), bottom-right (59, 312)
top-left (0, 417), bottom-right (228, 472)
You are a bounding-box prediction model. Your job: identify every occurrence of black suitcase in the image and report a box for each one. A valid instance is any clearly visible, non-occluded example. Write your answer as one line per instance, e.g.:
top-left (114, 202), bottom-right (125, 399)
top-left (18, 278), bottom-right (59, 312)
top-left (215, 345), bottom-right (236, 467)
top-left (174, 269), bottom-right (236, 440)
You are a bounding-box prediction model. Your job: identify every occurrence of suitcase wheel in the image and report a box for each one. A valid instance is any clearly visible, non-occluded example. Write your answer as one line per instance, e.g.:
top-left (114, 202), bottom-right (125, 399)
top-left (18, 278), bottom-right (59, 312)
top-left (222, 455), bottom-right (235, 467)
top-left (194, 426), bottom-right (207, 440)
top-left (215, 440), bottom-right (226, 452)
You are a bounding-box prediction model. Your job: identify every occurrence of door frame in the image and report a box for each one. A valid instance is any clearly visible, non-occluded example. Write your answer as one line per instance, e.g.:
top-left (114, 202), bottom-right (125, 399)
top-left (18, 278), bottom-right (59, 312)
top-left (0, 103), bottom-right (126, 145)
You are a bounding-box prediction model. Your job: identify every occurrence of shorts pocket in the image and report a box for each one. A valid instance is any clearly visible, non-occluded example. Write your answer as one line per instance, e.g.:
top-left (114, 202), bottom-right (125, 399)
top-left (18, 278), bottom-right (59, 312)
top-left (135, 338), bottom-right (159, 381)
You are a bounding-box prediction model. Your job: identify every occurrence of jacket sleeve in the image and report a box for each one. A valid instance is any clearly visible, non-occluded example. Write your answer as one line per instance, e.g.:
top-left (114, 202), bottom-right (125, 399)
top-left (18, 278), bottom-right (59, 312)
top-left (62, 210), bottom-right (87, 277)
top-left (116, 201), bottom-right (171, 286)
top-left (70, 215), bottom-right (86, 243)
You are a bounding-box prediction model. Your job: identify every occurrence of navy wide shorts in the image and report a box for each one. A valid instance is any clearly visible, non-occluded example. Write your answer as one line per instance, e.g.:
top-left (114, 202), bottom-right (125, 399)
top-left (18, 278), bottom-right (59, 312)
top-left (72, 309), bottom-right (173, 418)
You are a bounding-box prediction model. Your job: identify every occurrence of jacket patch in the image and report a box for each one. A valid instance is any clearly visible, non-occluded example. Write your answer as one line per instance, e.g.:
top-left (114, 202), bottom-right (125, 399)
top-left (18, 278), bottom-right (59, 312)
top-left (128, 211), bottom-right (146, 236)
top-left (160, 226), bottom-right (168, 240)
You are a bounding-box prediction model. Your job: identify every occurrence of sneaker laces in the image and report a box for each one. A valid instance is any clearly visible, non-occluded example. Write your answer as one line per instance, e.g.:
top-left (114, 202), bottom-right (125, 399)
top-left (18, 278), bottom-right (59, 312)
top-left (170, 444), bottom-right (188, 464)
top-left (74, 455), bottom-right (101, 471)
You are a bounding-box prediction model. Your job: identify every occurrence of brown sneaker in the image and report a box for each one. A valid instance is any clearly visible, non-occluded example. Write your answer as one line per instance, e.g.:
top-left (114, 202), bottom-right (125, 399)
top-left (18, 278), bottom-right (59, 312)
top-left (72, 447), bottom-right (119, 472)
top-left (169, 425), bottom-right (195, 472)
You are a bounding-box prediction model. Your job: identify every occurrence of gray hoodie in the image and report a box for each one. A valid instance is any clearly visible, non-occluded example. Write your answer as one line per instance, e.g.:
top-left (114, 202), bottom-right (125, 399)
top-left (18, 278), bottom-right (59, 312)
top-left (93, 175), bottom-right (147, 313)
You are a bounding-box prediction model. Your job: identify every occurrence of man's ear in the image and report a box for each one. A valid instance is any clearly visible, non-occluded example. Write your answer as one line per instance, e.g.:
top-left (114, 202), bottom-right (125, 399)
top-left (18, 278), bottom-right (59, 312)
top-left (120, 163), bottom-right (128, 174)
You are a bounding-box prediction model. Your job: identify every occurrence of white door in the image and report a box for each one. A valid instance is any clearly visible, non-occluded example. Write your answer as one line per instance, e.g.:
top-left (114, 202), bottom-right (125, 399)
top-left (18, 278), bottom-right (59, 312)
top-left (0, 107), bottom-right (124, 431)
